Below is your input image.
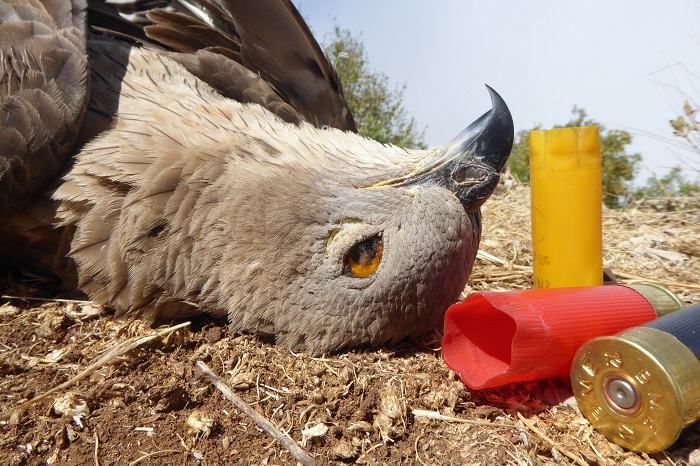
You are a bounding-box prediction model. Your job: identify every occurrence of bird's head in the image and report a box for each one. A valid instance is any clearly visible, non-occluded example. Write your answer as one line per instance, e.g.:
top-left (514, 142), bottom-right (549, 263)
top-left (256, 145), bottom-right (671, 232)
top-left (217, 86), bottom-right (514, 353)
top-left (57, 44), bottom-right (512, 355)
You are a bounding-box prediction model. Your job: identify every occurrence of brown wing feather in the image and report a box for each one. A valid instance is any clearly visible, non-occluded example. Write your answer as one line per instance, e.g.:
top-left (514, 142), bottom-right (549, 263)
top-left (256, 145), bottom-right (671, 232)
top-left (172, 50), bottom-right (304, 125)
top-left (89, 0), bottom-right (356, 131)
top-left (145, 8), bottom-right (241, 55)
top-left (0, 0), bottom-right (89, 214)
top-left (217, 0), bottom-right (355, 131)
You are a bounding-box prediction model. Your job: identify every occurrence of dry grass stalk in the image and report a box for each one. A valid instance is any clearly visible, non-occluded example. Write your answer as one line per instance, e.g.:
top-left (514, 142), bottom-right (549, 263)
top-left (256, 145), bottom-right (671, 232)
top-left (0, 321), bottom-right (190, 421)
top-left (517, 412), bottom-right (588, 466)
top-left (93, 431), bottom-right (100, 466)
top-left (412, 408), bottom-right (514, 428)
top-left (127, 449), bottom-right (183, 466)
top-left (195, 360), bottom-right (317, 466)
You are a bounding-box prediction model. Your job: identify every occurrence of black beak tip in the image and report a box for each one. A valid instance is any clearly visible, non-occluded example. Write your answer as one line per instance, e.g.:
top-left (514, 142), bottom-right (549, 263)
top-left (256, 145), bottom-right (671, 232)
top-left (483, 85), bottom-right (515, 173)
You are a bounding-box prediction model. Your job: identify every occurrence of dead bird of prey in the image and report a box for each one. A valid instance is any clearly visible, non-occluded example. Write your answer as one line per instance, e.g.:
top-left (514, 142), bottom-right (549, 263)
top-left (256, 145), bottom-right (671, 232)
top-left (0, 0), bottom-right (513, 354)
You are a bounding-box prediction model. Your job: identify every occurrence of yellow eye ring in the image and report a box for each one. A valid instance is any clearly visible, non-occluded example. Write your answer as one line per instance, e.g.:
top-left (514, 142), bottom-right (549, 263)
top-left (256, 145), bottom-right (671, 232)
top-left (346, 235), bottom-right (383, 278)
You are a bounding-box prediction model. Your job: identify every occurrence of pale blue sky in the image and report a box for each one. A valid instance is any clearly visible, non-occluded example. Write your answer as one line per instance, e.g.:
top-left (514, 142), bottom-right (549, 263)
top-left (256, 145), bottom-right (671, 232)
top-left (296, 1), bottom-right (700, 184)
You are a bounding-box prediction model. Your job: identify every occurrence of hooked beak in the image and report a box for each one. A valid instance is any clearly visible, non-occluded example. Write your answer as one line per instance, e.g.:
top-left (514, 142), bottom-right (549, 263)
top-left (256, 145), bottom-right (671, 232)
top-left (373, 85), bottom-right (514, 212)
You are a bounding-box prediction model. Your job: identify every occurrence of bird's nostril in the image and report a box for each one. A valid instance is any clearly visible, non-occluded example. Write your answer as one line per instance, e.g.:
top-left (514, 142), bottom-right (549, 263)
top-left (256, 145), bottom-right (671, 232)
top-left (454, 166), bottom-right (487, 184)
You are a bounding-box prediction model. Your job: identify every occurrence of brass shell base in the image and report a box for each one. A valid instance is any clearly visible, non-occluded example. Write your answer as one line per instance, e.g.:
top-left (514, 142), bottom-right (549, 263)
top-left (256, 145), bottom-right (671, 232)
top-left (571, 327), bottom-right (700, 453)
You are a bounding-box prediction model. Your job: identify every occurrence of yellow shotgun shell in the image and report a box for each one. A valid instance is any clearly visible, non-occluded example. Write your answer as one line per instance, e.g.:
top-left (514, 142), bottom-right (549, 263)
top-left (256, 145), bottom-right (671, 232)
top-left (530, 126), bottom-right (603, 288)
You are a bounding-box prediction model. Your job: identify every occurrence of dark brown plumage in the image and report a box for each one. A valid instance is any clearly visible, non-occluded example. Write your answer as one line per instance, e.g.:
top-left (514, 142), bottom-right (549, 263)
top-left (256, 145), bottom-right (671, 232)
top-left (0, 0), bottom-right (88, 215)
top-left (0, 0), bottom-right (513, 354)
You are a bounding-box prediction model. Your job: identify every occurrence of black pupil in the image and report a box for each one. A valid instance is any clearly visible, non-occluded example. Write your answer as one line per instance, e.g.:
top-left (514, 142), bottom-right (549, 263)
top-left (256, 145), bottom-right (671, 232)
top-left (350, 238), bottom-right (377, 265)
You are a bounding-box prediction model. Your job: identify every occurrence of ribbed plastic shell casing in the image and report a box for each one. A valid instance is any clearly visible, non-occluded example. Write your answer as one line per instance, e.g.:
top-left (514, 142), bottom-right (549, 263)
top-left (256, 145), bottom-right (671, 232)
top-left (442, 285), bottom-right (681, 389)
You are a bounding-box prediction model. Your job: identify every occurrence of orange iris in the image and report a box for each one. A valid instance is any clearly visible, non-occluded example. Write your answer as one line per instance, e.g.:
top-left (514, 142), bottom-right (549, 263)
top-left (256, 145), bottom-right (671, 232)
top-left (347, 236), bottom-right (383, 278)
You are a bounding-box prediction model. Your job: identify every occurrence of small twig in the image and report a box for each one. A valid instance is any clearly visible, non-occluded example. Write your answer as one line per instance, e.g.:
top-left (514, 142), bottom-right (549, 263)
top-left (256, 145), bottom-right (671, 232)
top-left (586, 437), bottom-right (608, 464)
top-left (517, 412), bottom-right (589, 466)
top-left (414, 433), bottom-right (429, 466)
top-left (470, 269), bottom-right (532, 279)
top-left (412, 409), bottom-right (515, 428)
top-left (476, 249), bottom-right (506, 265)
top-left (93, 431), bottom-right (100, 466)
top-left (355, 442), bottom-right (384, 463)
top-left (1, 294), bottom-right (94, 304)
top-left (127, 449), bottom-right (183, 466)
top-left (0, 322), bottom-right (191, 421)
top-left (615, 272), bottom-right (700, 290)
top-left (195, 361), bottom-right (317, 466)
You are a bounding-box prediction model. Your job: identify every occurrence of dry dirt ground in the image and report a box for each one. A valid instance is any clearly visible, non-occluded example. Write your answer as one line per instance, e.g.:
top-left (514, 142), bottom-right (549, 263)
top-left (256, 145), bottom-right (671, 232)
top-left (1, 183), bottom-right (699, 466)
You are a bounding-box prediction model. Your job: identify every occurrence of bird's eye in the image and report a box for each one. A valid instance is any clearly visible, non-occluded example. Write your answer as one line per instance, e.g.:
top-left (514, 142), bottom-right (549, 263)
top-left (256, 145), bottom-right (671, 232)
top-left (346, 235), bottom-right (383, 278)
